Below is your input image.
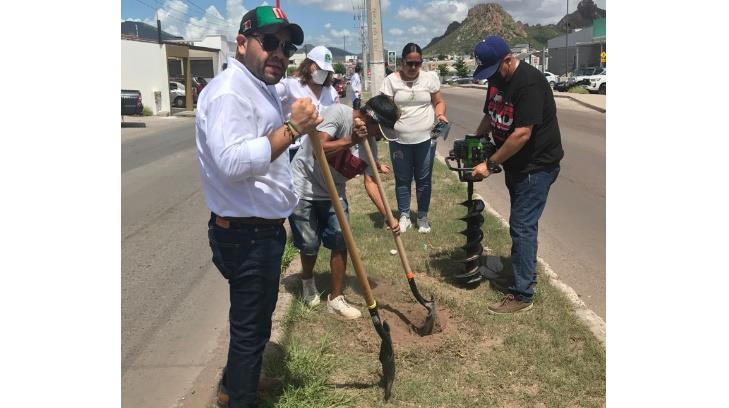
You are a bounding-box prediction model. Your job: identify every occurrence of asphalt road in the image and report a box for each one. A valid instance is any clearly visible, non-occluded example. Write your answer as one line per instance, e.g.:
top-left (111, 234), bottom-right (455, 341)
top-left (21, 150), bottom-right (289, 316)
top-left (122, 116), bottom-right (229, 408)
top-left (437, 87), bottom-right (606, 318)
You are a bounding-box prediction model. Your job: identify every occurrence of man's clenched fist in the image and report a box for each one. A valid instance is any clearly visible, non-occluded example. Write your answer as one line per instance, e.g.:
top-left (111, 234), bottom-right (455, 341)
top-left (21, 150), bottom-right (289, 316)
top-left (290, 97), bottom-right (322, 135)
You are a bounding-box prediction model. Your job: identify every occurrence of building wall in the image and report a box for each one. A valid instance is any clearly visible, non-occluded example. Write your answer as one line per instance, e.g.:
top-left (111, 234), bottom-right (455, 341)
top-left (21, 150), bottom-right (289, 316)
top-left (121, 39), bottom-right (171, 114)
top-left (193, 35), bottom-right (235, 74)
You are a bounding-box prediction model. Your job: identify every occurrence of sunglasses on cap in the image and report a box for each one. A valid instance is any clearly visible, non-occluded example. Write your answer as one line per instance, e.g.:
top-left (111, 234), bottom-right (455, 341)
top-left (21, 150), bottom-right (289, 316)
top-left (364, 108), bottom-right (399, 142)
top-left (250, 34), bottom-right (297, 58)
top-left (404, 60), bottom-right (422, 68)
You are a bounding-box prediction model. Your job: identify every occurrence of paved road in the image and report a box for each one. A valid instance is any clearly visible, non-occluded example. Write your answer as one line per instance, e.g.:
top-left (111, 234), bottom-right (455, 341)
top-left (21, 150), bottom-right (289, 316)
top-left (122, 116), bottom-right (228, 408)
top-left (437, 87), bottom-right (606, 318)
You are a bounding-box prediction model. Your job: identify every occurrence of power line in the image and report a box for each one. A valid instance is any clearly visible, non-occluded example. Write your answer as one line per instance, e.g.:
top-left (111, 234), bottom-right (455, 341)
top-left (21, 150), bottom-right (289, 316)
top-left (139, 0), bottom-right (231, 31)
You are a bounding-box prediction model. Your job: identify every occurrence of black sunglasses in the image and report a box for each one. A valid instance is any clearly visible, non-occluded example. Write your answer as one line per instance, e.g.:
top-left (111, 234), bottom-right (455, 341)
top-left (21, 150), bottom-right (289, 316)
top-left (251, 34), bottom-right (297, 58)
top-left (404, 60), bottom-right (422, 67)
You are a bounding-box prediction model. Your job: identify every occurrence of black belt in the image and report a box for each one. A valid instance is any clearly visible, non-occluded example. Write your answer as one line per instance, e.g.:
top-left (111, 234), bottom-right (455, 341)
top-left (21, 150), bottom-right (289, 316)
top-left (211, 213), bottom-right (285, 229)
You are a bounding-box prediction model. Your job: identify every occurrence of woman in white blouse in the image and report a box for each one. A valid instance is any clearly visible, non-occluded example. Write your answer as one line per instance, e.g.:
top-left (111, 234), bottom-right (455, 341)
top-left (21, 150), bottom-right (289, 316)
top-left (277, 45), bottom-right (340, 161)
top-left (380, 43), bottom-right (448, 233)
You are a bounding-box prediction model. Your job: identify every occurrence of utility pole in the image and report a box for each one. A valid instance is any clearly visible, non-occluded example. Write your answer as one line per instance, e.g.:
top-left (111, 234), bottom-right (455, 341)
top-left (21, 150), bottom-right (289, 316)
top-left (564, 0), bottom-right (569, 77)
top-left (366, 0), bottom-right (385, 95)
top-left (354, 0), bottom-right (368, 91)
top-left (343, 34), bottom-right (347, 52)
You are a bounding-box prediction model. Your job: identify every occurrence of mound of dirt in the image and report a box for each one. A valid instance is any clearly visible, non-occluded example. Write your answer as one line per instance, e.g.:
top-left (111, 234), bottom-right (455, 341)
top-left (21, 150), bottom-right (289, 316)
top-left (368, 280), bottom-right (457, 350)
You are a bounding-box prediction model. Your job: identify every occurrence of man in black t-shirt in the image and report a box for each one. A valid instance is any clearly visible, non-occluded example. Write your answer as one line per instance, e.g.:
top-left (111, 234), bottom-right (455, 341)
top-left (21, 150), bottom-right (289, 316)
top-left (470, 36), bottom-right (564, 315)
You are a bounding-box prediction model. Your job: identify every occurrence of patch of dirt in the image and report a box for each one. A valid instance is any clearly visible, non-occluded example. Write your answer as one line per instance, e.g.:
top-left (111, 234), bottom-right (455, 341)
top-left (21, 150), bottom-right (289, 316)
top-left (368, 280), bottom-right (458, 350)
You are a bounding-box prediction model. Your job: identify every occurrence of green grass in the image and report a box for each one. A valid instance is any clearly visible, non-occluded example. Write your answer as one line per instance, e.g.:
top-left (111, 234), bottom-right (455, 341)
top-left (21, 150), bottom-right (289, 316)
top-left (261, 143), bottom-right (605, 407)
top-left (280, 241), bottom-right (298, 273)
top-left (568, 86), bottom-right (589, 94)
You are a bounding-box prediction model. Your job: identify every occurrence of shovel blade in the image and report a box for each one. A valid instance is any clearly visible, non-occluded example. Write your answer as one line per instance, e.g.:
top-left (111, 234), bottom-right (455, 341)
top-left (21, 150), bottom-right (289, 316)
top-left (419, 298), bottom-right (441, 336)
top-left (370, 313), bottom-right (395, 401)
top-left (378, 321), bottom-right (395, 400)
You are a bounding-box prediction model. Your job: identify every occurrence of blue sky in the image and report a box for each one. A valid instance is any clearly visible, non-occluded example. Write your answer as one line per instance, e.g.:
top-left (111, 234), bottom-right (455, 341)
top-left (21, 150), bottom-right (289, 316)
top-left (121, 0), bottom-right (606, 54)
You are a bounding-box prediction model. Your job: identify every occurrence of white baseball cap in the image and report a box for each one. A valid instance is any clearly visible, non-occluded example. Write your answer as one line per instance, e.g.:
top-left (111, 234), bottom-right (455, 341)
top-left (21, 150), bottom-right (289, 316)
top-left (307, 45), bottom-right (334, 72)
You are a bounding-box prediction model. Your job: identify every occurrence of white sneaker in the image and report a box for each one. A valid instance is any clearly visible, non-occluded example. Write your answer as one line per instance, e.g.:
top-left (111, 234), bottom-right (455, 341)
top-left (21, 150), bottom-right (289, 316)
top-left (399, 214), bottom-right (412, 233)
top-left (417, 216), bottom-right (431, 233)
top-left (327, 295), bottom-right (362, 319)
top-left (301, 278), bottom-right (320, 307)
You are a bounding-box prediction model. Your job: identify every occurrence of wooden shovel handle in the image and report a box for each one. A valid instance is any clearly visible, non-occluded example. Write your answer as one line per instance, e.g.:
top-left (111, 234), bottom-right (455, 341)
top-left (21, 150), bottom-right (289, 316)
top-left (360, 138), bottom-right (415, 279)
top-left (309, 133), bottom-right (376, 308)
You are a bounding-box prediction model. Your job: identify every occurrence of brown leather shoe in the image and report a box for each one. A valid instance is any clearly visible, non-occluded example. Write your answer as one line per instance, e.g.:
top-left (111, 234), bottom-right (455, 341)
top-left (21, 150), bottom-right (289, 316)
top-left (487, 294), bottom-right (533, 315)
top-left (216, 376), bottom-right (283, 407)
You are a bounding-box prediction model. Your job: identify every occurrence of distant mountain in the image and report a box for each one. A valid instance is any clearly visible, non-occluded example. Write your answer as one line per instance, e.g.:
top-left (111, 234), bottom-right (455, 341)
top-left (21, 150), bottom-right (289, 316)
top-left (557, 0), bottom-right (606, 30)
top-left (424, 21), bottom-right (462, 50)
top-left (423, 1), bottom-right (605, 56)
top-left (423, 4), bottom-right (531, 56)
top-left (299, 44), bottom-right (361, 59)
top-left (121, 21), bottom-right (183, 42)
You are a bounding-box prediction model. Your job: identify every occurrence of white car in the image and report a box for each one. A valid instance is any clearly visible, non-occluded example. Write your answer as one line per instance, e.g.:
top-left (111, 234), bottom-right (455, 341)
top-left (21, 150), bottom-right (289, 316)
top-left (573, 67), bottom-right (605, 87)
top-left (585, 70), bottom-right (606, 94)
top-left (169, 81), bottom-right (186, 108)
top-left (543, 71), bottom-right (558, 88)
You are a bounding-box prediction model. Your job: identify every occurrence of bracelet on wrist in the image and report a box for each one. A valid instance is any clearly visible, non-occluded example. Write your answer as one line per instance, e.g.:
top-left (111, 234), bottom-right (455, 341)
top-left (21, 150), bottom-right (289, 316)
top-left (285, 120), bottom-right (302, 138)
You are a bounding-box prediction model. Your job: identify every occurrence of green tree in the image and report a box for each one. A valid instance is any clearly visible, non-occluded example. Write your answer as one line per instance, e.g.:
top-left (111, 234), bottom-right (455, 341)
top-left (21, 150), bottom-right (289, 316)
top-left (454, 57), bottom-right (469, 77)
top-left (333, 62), bottom-right (346, 75)
top-left (438, 54), bottom-right (447, 61)
top-left (437, 64), bottom-right (450, 77)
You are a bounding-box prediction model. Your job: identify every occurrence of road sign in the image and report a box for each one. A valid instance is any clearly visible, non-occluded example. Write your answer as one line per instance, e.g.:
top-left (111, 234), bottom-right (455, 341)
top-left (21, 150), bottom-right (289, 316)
top-left (600, 51), bottom-right (606, 63)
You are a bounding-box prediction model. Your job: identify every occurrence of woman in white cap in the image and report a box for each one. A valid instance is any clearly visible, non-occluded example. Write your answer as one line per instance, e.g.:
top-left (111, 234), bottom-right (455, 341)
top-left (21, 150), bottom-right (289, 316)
top-left (277, 45), bottom-right (340, 161)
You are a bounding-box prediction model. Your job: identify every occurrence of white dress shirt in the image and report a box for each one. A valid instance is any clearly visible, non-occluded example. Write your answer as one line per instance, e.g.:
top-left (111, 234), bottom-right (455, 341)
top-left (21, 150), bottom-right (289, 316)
top-left (348, 72), bottom-right (361, 101)
top-left (195, 57), bottom-right (298, 218)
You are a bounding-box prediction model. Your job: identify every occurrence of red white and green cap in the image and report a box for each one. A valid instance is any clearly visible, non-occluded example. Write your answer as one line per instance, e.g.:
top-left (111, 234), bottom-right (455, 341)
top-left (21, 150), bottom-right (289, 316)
top-left (239, 6), bottom-right (304, 45)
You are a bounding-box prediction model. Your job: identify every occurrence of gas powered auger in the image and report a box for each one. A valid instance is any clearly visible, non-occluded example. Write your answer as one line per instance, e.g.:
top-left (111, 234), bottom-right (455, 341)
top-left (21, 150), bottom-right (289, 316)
top-left (445, 134), bottom-right (502, 285)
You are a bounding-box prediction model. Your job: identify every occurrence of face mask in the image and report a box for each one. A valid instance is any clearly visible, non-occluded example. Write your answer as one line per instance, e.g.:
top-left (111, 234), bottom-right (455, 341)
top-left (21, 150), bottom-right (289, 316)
top-left (312, 69), bottom-right (329, 85)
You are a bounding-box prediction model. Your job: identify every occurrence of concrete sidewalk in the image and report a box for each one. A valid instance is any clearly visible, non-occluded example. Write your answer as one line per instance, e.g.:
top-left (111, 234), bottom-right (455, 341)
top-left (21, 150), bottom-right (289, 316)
top-left (454, 84), bottom-right (605, 113)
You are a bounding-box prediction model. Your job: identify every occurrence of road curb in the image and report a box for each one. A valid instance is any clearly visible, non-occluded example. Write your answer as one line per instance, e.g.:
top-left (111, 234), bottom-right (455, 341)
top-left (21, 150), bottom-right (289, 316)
top-left (552, 94), bottom-right (606, 113)
top-left (435, 154), bottom-right (606, 345)
top-left (454, 84), bottom-right (606, 114)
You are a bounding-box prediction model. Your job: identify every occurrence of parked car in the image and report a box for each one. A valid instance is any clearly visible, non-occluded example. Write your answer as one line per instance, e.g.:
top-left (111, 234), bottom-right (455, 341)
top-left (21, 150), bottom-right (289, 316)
top-left (121, 89), bottom-right (143, 116)
top-left (332, 78), bottom-right (346, 98)
top-left (472, 77), bottom-right (488, 85)
top-left (169, 81), bottom-right (186, 108)
top-left (573, 67), bottom-right (605, 87)
top-left (585, 69), bottom-right (606, 94)
top-left (554, 79), bottom-right (576, 92)
top-left (543, 71), bottom-right (558, 88)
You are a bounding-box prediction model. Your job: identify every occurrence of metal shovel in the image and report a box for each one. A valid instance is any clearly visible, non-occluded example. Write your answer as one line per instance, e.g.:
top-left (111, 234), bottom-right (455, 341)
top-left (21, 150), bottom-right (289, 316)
top-left (360, 138), bottom-right (441, 336)
top-left (308, 132), bottom-right (396, 401)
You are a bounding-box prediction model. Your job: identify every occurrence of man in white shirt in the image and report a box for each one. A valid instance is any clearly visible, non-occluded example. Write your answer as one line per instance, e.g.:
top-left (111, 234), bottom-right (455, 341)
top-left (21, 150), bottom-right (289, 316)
top-left (348, 64), bottom-right (362, 109)
top-left (195, 6), bottom-right (321, 408)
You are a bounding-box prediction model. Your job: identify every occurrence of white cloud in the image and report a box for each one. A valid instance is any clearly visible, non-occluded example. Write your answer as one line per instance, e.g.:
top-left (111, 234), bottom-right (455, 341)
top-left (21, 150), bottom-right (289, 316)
top-left (409, 25), bottom-right (428, 35)
top-left (325, 23), bottom-right (332, 29)
top-left (138, 0), bottom-right (247, 42)
top-left (389, 28), bottom-right (404, 36)
top-left (329, 28), bottom-right (351, 38)
top-left (292, 0), bottom-right (390, 12)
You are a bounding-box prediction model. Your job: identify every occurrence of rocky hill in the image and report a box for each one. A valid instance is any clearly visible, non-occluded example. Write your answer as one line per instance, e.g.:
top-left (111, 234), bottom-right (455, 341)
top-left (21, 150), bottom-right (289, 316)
top-left (557, 0), bottom-right (606, 30)
top-left (423, 1), bottom-right (604, 56)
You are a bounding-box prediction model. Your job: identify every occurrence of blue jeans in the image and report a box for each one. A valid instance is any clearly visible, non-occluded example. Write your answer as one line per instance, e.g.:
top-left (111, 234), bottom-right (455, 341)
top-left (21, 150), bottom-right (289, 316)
top-left (389, 139), bottom-right (436, 218)
top-left (207, 214), bottom-right (286, 408)
top-left (289, 199), bottom-right (348, 256)
top-left (505, 165), bottom-right (560, 303)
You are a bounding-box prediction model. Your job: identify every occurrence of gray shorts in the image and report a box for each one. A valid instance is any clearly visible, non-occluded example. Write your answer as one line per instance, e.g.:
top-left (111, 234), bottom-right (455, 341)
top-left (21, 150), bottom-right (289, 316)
top-left (289, 198), bottom-right (348, 256)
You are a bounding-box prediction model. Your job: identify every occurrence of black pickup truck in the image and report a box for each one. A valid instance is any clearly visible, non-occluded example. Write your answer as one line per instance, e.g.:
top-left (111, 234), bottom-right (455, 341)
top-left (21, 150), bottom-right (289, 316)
top-left (121, 90), bottom-right (143, 116)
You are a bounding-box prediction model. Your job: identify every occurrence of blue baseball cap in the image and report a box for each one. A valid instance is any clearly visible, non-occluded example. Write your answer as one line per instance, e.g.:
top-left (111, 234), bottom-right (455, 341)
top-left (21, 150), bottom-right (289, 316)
top-left (473, 36), bottom-right (511, 80)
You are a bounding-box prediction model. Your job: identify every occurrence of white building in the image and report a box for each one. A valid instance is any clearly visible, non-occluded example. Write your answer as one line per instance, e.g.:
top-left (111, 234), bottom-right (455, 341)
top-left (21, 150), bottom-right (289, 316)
top-left (121, 35), bottom-right (224, 115)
